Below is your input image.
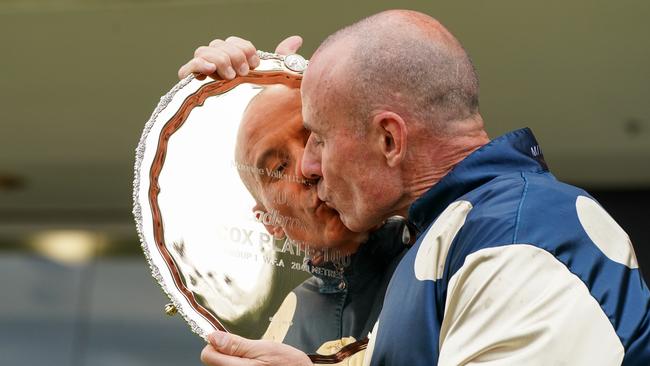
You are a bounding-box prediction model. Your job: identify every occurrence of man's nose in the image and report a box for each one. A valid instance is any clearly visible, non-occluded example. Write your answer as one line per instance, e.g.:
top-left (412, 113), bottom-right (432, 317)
top-left (301, 137), bottom-right (322, 180)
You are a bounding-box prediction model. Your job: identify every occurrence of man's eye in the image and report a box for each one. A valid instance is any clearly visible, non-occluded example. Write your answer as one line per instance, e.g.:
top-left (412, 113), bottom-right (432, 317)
top-left (273, 161), bottom-right (288, 174)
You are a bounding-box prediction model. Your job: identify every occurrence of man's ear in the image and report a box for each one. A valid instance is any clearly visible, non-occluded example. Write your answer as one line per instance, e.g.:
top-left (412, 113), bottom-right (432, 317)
top-left (252, 203), bottom-right (286, 239)
top-left (372, 111), bottom-right (407, 167)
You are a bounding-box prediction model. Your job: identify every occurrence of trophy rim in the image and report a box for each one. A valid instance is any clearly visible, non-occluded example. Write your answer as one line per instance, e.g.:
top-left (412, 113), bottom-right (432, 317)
top-left (133, 52), bottom-right (371, 363)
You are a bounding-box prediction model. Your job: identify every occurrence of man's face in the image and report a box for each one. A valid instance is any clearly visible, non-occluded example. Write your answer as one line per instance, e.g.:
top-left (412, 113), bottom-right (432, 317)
top-left (300, 95), bottom-right (389, 233)
top-left (236, 85), bottom-right (363, 250)
top-left (300, 47), bottom-right (399, 233)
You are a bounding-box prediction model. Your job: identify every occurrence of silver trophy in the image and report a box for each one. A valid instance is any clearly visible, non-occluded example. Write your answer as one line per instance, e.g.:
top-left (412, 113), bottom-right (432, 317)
top-left (134, 52), bottom-right (367, 364)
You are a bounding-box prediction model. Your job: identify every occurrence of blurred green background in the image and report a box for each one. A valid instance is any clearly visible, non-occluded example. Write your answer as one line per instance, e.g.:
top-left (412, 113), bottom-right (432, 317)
top-left (1, 0), bottom-right (648, 365)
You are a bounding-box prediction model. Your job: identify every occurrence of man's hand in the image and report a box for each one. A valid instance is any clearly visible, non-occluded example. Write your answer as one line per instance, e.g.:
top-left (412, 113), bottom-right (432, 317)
top-left (178, 35), bottom-right (303, 80)
top-left (200, 330), bottom-right (312, 366)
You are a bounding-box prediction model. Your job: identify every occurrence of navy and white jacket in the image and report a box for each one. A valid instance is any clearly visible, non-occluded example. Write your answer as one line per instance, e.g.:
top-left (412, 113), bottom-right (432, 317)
top-left (365, 128), bottom-right (650, 366)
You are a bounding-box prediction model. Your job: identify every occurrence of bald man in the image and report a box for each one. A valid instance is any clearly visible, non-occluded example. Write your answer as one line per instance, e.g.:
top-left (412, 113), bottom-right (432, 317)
top-left (232, 84), bottom-right (409, 356)
top-left (235, 85), bottom-right (363, 253)
top-left (181, 10), bottom-right (650, 366)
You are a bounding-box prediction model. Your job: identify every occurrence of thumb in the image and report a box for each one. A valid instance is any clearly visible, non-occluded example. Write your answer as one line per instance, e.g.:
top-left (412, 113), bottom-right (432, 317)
top-left (208, 331), bottom-right (252, 357)
top-left (275, 35), bottom-right (303, 55)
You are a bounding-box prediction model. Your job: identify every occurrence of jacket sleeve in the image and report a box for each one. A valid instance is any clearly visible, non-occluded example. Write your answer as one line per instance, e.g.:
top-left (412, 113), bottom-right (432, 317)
top-left (438, 244), bottom-right (624, 365)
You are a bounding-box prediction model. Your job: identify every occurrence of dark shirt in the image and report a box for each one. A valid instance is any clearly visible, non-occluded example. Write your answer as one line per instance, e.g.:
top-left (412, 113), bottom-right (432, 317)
top-left (265, 219), bottom-right (409, 354)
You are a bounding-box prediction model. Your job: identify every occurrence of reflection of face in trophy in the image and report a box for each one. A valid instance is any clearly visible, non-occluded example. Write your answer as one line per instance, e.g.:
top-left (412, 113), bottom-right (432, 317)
top-left (138, 56), bottom-right (410, 359)
top-left (152, 83), bottom-right (287, 327)
top-left (235, 85), bottom-right (365, 256)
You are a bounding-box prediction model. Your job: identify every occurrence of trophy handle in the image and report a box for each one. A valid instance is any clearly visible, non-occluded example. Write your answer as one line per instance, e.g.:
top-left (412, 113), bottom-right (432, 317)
top-left (308, 337), bottom-right (369, 364)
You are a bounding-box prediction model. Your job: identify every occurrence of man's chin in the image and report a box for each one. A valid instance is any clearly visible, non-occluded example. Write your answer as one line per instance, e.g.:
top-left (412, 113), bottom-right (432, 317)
top-left (307, 244), bottom-right (356, 267)
top-left (323, 231), bottom-right (366, 257)
top-left (339, 213), bottom-right (365, 233)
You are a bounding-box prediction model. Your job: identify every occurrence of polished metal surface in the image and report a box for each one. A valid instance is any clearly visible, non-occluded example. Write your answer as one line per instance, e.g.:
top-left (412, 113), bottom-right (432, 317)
top-left (135, 53), bottom-right (309, 340)
top-left (134, 53), bottom-right (368, 362)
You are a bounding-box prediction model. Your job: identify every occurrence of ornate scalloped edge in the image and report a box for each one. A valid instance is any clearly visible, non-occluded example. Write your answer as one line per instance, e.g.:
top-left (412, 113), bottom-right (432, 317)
top-left (132, 74), bottom-right (210, 340)
top-left (132, 50), bottom-right (305, 342)
top-left (133, 53), bottom-right (369, 365)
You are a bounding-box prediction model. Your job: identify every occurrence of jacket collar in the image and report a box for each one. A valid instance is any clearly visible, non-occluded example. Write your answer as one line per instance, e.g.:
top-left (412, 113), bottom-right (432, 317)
top-left (408, 128), bottom-right (549, 232)
top-left (310, 218), bottom-right (408, 294)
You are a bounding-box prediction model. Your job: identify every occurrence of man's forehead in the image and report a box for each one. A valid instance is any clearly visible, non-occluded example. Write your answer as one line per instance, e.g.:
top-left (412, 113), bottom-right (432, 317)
top-left (300, 100), bottom-right (317, 131)
top-left (301, 85), bottom-right (347, 136)
top-left (301, 76), bottom-right (342, 134)
top-left (301, 101), bottom-right (329, 134)
top-left (302, 38), bottom-right (354, 129)
top-left (242, 86), bottom-right (300, 128)
top-left (302, 42), bottom-right (347, 99)
top-left (237, 87), bottom-right (297, 156)
top-left (250, 85), bottom-right (300, 113)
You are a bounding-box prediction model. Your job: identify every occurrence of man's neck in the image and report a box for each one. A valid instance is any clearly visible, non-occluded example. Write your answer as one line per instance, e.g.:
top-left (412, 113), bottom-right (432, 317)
top-left (396, 120), bottom-right (490, 217)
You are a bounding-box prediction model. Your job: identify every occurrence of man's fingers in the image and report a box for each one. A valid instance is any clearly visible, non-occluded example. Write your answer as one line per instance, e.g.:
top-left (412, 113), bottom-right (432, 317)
top-left (275, 35), bottom-right (303, 55)
top-left (178, 58), bottom-right (216, 79)
top-left (194, 42), bottom-right (252, 77)
top-left (211, 42), bottom-right (250, 76)
top-left (209, 37), bottom-right (258, 69)
top-left (224, 42), bottom-right (252, 75)
top-left (208, 331), bottom-right (260, 358)
top-left (179, 36), bottom-right (261, 80)
top-left (225, 36), bottom-right (260, 68)
top-left (193, 47), bottom-right (239, 80)
top-left (208, 38), bottom-right (225, 47)
top-left (203, 331), bottom-right (312, 366)
top-left (200, 344), bottom-right (254, 366)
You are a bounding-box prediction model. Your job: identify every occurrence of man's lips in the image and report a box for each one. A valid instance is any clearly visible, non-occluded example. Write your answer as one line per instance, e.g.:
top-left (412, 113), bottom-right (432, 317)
top-left (315, 194), bottom-right (334, 210)
top-left (316, 184), bottom-right (330, 207)
top-left (308, 190), bottom-right (324, 210)
top-left (311, 196), bottom-right (336, 215)
top-left (311, 197), bottom-right (328, 212)
top-left (306, 182), bottom-right (332, 210)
